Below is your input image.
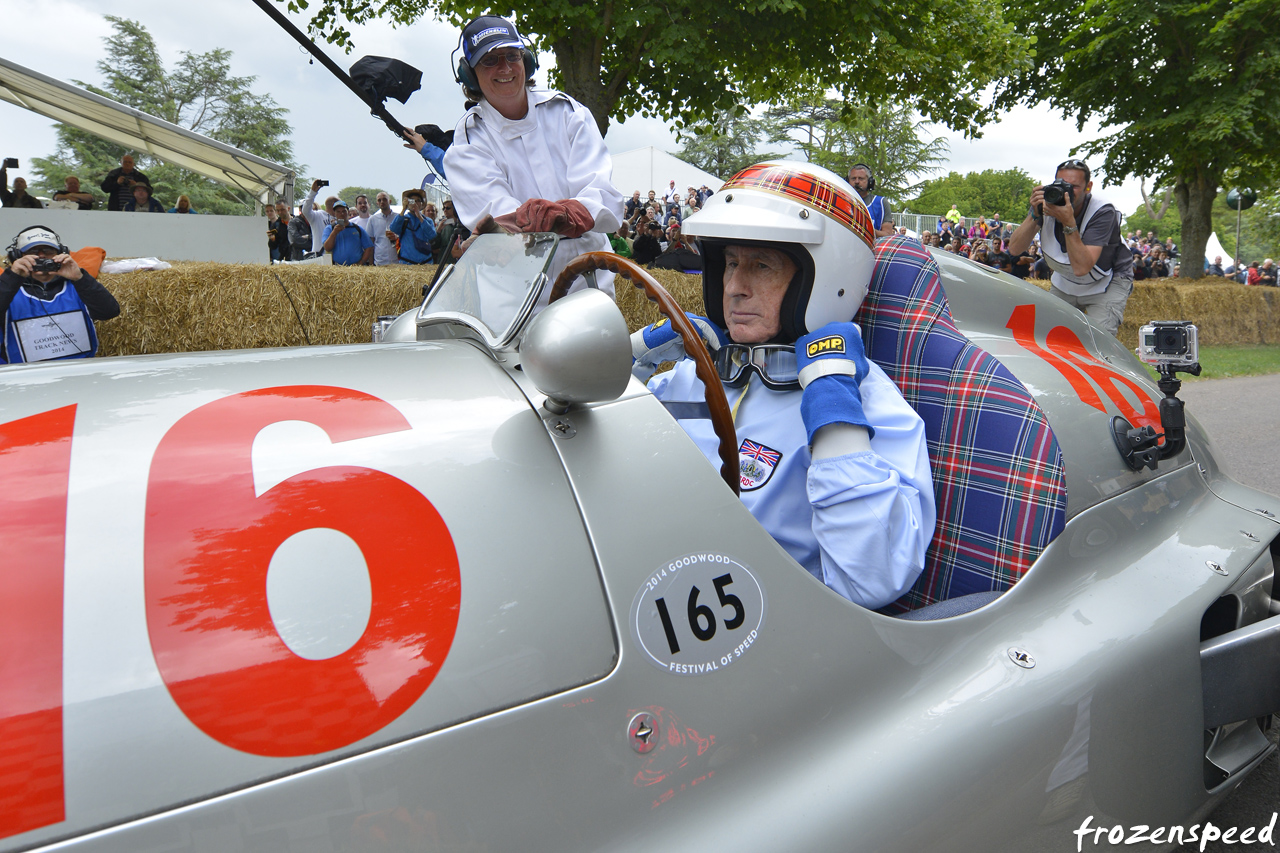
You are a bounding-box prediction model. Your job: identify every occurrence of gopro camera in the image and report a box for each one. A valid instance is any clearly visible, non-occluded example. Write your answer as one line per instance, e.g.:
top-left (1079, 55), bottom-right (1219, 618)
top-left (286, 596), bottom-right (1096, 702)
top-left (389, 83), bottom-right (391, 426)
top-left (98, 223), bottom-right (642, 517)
top-left (3, 158), bottom-right (17, 169)
top-left (32, 257), bottom-right (62, 273)
top-left (1136, 321), bottom-right (1198, 368)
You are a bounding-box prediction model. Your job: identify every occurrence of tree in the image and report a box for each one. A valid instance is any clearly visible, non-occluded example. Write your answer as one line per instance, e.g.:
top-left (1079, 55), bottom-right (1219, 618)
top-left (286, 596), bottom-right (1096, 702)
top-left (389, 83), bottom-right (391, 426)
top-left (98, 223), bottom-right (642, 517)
top-left (337, 186), bottom-right (398, 206)
top-left (675, 109), bottom-right (776, 180)
top-left (1211, 188), bottom-right (1280, 264)
top-left (1123, 203), bottom-right (1181, 247)
top-left (906, 169), bottom-right (1037, 222)
top-left (761, 92), bottom-right (948, 204)
top-left (283, 0), bottom-right (1030, 139)
top-left (31, 16), bottom-right (299, 215)
top-left (997, 0), bottom-right (1280, 279)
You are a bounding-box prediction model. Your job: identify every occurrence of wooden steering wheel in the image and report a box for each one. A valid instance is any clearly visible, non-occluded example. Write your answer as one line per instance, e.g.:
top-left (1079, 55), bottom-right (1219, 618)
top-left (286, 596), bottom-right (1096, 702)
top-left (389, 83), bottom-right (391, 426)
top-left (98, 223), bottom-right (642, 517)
top-left (549, 253), bottom-right (739, 496)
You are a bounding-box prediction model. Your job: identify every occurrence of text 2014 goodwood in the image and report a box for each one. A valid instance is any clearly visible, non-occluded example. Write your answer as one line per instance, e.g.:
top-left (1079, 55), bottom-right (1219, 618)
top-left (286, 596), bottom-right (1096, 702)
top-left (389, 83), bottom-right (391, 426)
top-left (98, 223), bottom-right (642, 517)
top-left (1, 230), bottom-right (1277, 853)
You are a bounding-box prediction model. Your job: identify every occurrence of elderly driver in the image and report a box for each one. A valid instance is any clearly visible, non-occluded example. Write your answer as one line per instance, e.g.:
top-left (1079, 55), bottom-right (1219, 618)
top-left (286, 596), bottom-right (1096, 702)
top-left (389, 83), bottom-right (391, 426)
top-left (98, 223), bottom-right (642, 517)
top-left (632, 161), bottom-right (935, 609)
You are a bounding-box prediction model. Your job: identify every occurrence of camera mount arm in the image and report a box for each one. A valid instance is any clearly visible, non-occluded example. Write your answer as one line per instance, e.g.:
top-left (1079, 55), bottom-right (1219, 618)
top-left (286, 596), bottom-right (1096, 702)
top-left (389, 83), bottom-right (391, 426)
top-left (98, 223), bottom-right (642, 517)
top-left (252, 0), bottom-right (409, 141)
top-left (1111, 361), bottom-right (1202, 471)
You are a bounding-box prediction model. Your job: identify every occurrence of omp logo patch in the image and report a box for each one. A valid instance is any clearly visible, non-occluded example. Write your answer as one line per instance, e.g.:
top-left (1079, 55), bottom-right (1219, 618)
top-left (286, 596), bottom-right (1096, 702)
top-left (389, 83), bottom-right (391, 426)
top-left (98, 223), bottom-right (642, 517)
top-left (806, 335), bottom-right (845, 358)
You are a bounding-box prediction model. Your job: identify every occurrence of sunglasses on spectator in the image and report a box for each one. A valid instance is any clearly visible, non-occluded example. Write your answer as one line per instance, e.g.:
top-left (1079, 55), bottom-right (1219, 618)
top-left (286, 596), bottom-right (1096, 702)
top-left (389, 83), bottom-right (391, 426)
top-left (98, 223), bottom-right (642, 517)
top-left (478, 50), bottom-right (523, 68)
top-left (1056, 158), bottom-right (1091, 180)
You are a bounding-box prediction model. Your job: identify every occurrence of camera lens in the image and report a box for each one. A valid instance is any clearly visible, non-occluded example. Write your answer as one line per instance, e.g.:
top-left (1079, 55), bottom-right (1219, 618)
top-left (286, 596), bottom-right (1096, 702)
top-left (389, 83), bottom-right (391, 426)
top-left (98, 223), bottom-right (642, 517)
top-left (1156, 329), bottom-right (1187, 354)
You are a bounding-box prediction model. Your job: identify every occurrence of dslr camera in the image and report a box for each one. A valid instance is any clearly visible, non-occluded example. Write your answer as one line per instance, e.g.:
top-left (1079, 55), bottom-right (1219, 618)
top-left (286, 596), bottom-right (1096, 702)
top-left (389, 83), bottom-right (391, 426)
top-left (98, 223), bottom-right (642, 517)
top-left (1041, 179), bottom-right (1075, 208)
top-left (1136, 321), bottom-right (1198, 368)
top-left (32, 257), bottom-right (63, 273)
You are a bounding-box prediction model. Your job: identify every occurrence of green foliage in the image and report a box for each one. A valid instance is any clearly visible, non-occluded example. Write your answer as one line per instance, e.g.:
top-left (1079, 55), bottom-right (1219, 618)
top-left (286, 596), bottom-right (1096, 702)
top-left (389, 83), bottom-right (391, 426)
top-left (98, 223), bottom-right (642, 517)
top-left (907, 169), bottom-right (1036, 221)
top-left (675, 109), bottom-right (776, 180)
top-left (282, 0), bottom-right (1030, 138)
top-left (761, 92), bottom-right (948, 204)
top-left (997, 0), bottom-right (1280, 278)
top-left (1213, 188), bottom-right (1280, 263)
top-left (1122, 184), bottom-right (1181, 245)
top-left (336, 186), bottom-right (398, 206)
top-left (31, 16), bottom-right (298, 216)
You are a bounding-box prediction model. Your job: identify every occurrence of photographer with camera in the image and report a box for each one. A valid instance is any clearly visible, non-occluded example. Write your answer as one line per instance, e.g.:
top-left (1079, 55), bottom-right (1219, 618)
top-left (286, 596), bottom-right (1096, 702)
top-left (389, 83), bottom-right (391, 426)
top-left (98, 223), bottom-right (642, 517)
top-left (0, 226), bottom-right (119, 364)
top-left (100, 155), bottom-right (150, 212)
top-left (1008, 158), bottom-right (1132, 336)
top-left (1, 159), bottom-right (43, 209)
top-left (321, 199), bottom-right (374, 266)
top-left (301, 179), bottom-right (338, 256)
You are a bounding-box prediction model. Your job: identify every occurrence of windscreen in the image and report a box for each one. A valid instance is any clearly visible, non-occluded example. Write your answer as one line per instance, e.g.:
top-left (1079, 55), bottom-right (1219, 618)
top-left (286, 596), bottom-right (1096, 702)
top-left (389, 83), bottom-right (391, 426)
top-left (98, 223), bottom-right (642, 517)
top-left (419, 232), bottom-right (559, 344)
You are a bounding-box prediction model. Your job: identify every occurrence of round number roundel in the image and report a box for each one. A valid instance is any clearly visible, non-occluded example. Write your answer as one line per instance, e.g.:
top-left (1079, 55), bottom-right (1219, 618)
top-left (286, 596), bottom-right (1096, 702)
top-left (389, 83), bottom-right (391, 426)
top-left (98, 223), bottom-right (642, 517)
top-left (145, 386), bottom-right (460, 757)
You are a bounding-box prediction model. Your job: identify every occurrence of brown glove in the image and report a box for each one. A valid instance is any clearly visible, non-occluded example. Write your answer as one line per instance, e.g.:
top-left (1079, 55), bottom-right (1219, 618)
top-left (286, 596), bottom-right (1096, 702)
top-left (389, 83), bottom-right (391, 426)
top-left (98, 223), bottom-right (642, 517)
top-left (493, 198), bottom-right (595, 239)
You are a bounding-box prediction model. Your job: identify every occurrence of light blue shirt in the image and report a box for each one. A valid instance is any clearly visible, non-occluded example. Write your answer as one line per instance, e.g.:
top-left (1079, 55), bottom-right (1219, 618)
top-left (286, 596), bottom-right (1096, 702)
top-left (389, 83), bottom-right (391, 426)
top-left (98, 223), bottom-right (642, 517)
top-left (650, 359), bottom-right (935, 608)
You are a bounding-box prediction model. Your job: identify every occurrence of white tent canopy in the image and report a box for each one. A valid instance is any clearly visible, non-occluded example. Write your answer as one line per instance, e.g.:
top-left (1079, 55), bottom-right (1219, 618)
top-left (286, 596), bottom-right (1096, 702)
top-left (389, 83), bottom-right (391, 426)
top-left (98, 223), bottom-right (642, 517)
top-left (610, 147), bottom-right (724, 199)
top-left (1205, 231), bottom-right (1229, 266)
top-left (0, 56), bottom-right (294, 204)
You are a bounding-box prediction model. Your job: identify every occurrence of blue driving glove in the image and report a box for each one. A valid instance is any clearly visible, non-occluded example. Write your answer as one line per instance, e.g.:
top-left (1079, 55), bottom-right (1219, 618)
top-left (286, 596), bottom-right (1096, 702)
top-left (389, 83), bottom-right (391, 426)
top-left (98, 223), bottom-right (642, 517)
top-left (795, 322), bottom-right (873, 444)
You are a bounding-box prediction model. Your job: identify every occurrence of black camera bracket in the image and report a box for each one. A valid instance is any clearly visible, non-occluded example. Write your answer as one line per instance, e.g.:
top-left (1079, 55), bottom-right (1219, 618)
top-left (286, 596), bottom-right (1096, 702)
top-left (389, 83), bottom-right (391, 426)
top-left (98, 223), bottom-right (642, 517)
top-left (1111, 361), bottom-right (1202, 471)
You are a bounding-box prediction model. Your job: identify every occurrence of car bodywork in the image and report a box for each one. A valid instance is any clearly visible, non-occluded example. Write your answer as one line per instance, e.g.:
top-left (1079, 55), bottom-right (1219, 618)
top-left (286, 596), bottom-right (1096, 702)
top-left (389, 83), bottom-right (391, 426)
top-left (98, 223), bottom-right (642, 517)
top-left (2, 237), bottom-right (1278, 853)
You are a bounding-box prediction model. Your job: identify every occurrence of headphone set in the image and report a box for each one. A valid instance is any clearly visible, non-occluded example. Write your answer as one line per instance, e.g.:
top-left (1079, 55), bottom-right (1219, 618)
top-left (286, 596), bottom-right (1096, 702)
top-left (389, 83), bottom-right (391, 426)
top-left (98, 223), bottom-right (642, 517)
top-left (6, 225), bottom-right (69, 262)
top-left (849, 163), bottom-right (876, 192)
top-left (452, 19), bottom-right (538, 93)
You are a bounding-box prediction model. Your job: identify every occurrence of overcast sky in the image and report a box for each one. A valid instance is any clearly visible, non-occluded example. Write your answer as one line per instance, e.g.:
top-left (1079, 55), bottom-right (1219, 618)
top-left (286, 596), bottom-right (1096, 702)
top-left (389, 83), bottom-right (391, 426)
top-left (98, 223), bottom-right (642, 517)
top-left (0, 0), bottom-right (1148, 217)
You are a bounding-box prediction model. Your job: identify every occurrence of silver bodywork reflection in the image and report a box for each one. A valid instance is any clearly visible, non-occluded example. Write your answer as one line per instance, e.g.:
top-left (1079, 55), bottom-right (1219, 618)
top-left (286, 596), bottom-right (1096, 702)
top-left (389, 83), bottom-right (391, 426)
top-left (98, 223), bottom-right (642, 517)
top-left (3, 245), bottom-right (1277, 853)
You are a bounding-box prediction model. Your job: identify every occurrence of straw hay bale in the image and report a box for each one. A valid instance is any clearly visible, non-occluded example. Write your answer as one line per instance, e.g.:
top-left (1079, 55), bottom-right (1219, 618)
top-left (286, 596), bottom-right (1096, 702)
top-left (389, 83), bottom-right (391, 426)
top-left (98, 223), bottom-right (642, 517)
top-left (1176, 284), bottom-right (1269, 347)
top-left (1119, 282), bottom-right (1181, 348)
top-left (96, 261), bottom-right (429, 356)
top-left (614, 267), bottom-right (705, 332)
top-left (87, 260), bottom-right (1278, 358)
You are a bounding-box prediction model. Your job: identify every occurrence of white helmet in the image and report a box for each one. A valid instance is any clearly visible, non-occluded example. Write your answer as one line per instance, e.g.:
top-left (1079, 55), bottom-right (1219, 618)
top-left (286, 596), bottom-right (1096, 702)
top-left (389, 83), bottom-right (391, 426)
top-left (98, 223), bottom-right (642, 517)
top-left (683, 160), bottom-right (876, 342)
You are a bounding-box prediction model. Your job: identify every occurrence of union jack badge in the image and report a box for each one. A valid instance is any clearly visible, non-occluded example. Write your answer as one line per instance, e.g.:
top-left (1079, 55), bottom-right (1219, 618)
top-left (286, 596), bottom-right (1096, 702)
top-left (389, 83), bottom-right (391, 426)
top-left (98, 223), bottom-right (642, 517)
top-left (739, 438), bottom-right (783, 491)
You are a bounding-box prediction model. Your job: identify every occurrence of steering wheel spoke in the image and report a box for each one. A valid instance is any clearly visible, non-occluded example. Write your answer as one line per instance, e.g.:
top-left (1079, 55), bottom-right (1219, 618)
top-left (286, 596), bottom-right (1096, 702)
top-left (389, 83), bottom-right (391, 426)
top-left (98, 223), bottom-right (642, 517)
top-left (551, 253), bottom-right (739, 496)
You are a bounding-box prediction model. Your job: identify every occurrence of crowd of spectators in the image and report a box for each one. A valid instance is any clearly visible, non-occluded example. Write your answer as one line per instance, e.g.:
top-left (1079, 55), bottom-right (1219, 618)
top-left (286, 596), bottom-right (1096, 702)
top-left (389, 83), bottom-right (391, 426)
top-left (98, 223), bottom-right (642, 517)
top-left (1124, 231), bottom-right (1181, 280)
top-left (607, 182), bottom-right (714, 272)
top-left (908, 214), bottom-right (1042, 279)
top-left (269, 179), bottom-right (472, 266)
top-left (0, 155), bottom-right (207, 214)
top-left (1203, 252), bottom-right (1277, 285)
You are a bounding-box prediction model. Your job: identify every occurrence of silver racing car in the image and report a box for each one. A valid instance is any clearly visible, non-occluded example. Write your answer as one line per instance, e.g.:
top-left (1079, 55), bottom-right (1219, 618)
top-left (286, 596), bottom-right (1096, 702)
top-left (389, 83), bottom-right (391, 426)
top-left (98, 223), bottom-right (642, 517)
top-left (1, 232), bottom-right (1276, 852)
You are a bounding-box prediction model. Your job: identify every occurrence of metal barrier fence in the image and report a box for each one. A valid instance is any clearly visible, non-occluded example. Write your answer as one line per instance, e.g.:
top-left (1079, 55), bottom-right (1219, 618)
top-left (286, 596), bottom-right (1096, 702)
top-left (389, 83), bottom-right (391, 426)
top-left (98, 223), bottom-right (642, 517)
top-left (891, 212), bottom-right (1012, 236)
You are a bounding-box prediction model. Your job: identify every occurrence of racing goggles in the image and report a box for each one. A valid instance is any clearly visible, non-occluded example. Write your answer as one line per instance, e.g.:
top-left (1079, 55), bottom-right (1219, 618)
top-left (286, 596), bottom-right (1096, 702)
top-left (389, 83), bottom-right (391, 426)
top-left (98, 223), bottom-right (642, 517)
top-left (715, 343), bottom-right (800, 391)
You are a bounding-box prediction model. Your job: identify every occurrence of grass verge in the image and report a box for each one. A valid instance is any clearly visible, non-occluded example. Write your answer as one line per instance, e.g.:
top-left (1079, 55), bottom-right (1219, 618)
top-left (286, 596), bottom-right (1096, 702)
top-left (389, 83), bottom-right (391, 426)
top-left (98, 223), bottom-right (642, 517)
top-left (1141, 345), bottom-right (1280, 382)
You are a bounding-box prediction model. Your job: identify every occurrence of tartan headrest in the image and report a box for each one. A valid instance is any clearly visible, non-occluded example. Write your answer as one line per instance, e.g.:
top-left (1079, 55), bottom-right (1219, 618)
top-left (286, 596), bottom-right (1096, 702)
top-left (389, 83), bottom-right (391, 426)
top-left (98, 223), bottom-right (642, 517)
top-left (854, 236), bottom-right (1067, 613)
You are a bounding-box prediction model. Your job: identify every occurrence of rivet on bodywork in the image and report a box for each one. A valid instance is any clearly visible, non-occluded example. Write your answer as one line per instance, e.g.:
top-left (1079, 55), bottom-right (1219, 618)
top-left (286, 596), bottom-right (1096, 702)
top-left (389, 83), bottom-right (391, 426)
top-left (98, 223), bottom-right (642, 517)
top-left (799, 209), bottom-right (809, 219)
top-left (548, 418), bottom-right (577, 439)
top-left (1207, 561), bottom-right (1228, 576)
top-left (1007, 648), bottom-right (1035, 669)
top-left (628, 712), bottom-right (659, 754)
